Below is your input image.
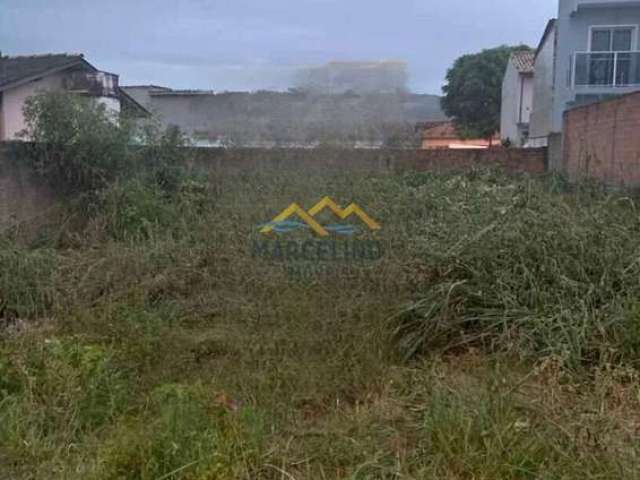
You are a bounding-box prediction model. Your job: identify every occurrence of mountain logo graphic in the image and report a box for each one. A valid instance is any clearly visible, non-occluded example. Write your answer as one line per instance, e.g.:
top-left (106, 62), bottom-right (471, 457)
top-left (259, 197), bottom-right (381, 237)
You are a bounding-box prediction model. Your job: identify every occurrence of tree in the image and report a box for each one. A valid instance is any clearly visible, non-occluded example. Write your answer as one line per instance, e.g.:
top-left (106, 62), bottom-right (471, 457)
top-left (21, 91), bottom-right (189, 196)
top-left (441, 45), bottom-right (531, 142)
top-left (21, 91), bottom-right (134, 194)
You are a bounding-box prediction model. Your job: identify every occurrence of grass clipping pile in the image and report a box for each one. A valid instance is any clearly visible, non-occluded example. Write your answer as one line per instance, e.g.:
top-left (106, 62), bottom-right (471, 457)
top-left (1, 167), bottom-right (640, 479)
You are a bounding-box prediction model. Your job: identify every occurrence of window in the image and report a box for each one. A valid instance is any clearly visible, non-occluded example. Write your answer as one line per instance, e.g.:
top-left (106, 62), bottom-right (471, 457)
top-left (587, 26), bottom-right (637, 86)
top-left (590, 27), bottom-right (634, 52)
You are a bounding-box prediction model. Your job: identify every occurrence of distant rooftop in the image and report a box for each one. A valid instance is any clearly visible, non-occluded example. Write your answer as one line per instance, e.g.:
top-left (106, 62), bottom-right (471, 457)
top-left (0, 53), bottom-right (89, 90)
top-left (0, 53), bottom-right (149, 116)
top-left (420, 121), bottom-right (459, 139)
top-left (150, 89), bottom-right (217, 96)
top-left (419, 120), bottom-right (499, 142)
top-left (122, 85), bottom-right (172, 91)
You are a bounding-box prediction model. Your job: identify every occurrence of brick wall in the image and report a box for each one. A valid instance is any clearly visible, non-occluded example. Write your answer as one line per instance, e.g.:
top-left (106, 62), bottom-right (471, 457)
top-left (547, 133), bottom-right (563, 172)
top-left (187, 147), bottom-right (547, 175)
top-left (391, 147), bottom-right (546, 174)
top-left (563, 91), bottom-right (640, 186)
top-left (0, 144), bottom-right (546, 228)
top-left (0, 144), bottom-right (56, 232)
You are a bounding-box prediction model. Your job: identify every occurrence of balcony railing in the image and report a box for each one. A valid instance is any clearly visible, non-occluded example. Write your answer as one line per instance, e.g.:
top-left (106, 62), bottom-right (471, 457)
top-left (573, 51), bottom-right (640, 88)
top-left (63, 71), bottom-right (119, 97)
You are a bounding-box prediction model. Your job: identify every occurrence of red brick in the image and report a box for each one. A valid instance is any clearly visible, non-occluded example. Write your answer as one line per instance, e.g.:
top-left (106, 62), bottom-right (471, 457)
top-left (564, 91), bottom-right (640, 186)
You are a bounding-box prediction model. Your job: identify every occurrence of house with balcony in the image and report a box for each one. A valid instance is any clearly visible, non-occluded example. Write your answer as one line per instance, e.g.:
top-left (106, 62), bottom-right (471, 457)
top-left (528, 0), bottom-right (640, 147)
top-left (0, 53), bottom-right (147, 141)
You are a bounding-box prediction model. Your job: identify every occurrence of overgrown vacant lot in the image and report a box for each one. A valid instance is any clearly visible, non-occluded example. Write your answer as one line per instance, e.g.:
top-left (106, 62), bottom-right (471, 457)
top-left (2, 167), bottom-right (640, 479)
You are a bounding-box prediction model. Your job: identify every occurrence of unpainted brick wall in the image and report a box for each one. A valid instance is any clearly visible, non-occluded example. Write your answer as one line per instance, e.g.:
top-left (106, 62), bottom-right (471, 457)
top-left (547, 133), bottom-right (563, 172)
top-left (187, 147), bottom-right (547, 175)
top-left (0, 144), bottom-right (56, 231)
top-left (0, 144), bottom-right (547, 227)
top-left (563, 91), bottom-right (640, 186)
top-left (391, 147), bottom-right (546, 174)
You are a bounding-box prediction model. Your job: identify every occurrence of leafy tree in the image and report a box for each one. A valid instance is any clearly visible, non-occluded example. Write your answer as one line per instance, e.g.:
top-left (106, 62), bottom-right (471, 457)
top-left (21, 91), bottom-right (135, 195)
top-left (21, 91), bottom-right (189, 196)
top-left (441, 45), bottom-right (531, 142)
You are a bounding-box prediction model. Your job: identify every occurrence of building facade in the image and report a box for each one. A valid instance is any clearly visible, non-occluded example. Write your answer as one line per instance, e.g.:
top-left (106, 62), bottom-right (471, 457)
top-left (529, 21), bottom-right (558, 147)
top-left (555, 0), bottom-right (640, 127)
top-left (0, 54), bottom-right (146, 141)
top-left (529, 0), bottom-right (640, 147)
top-left (500, 51), bottom-right (535, 146)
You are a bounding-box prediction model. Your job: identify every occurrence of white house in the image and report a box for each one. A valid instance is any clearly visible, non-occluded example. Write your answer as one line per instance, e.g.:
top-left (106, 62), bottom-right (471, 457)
top-left (0, 53), bottom-right (147, 141)
top-left (500, 51), bottom-right (535, 146)
top-left (528, 0), bottom-right (640, 148)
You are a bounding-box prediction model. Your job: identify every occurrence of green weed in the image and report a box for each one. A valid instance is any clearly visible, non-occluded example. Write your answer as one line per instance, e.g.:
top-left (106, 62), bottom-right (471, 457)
top-left (2, 167), bottom-right (640, 478)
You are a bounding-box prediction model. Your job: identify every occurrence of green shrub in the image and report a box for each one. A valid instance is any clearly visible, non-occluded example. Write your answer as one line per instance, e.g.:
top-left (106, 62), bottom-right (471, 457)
top-left (20, 91), bottom-right (193, 202)
top-left (21, 91), bottom-right (135, 195)
top-left (97, 383), bottom-right (266, 480)
top-left (416, 383), bottom-right (553, 477)
top-left (0, 239), bottom-right (57, 319)
top-left (100, 179), bottom-right (180, 241)
top-left (135, 124), bottom-right (193, 195)
top-left (404, 366), bottom-right (633, 479)
top-left (96, 173), bottom-right (211, 242)
top-left (0, 337), bottom-right (130, 461)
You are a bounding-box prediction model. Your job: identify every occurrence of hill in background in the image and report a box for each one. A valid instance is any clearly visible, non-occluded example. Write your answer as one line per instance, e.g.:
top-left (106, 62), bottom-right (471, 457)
top-left (124, 87), bottom-right (446, 147)
top-left (294, 61), bottom-right (409, 95)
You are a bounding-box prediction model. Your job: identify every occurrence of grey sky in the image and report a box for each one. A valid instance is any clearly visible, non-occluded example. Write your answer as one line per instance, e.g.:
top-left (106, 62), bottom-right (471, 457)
top-left (1, 0), bottom-right (557, 94)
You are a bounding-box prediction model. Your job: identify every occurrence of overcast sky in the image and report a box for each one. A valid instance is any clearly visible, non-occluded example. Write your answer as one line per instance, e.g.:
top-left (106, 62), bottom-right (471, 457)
top-left (1, 0), bottom-right (557, 94)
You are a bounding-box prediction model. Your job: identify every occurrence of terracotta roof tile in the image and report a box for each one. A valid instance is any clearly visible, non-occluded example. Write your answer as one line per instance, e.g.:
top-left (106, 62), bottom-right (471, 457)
top-left (421, 121), bottom-right (459, 139)
top-left (510, 51), bottom-right (535, 74)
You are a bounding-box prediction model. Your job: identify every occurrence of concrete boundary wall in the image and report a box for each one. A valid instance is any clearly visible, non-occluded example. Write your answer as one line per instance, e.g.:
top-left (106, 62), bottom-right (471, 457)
top-left (1, 144), bottom-right (547, 228)
top-left (186, 147), bottom-right (547, 175)
top-left (0, 144), bottom-right (56, 231)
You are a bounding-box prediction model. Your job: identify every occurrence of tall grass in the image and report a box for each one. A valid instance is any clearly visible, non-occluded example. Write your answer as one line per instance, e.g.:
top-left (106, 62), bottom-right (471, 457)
top-left (392, 173), bottom-right (640, 366)
top-left (0, 238), bottom-right (56, 320)
top-left (2, 167), bottom-right (640, 478)
top-left (0, 336), bottom-right (130, 476)
top-left (95, 383), bottom-right (266, 480)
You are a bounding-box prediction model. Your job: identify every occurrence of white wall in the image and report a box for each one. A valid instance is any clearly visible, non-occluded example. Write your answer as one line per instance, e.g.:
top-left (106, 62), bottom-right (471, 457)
top-left (501, 60), bottom-right (534, 146)
top-left (501, 61), bottom-right (520, 143)
top-left (521, 75), bottom-right (534, 125)
top-left (529, 25), bottom-right (557, 146)
top-left (1, 72), bottom-right (65, 140)
top-left (1, 73), bottom-right (122, 140)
